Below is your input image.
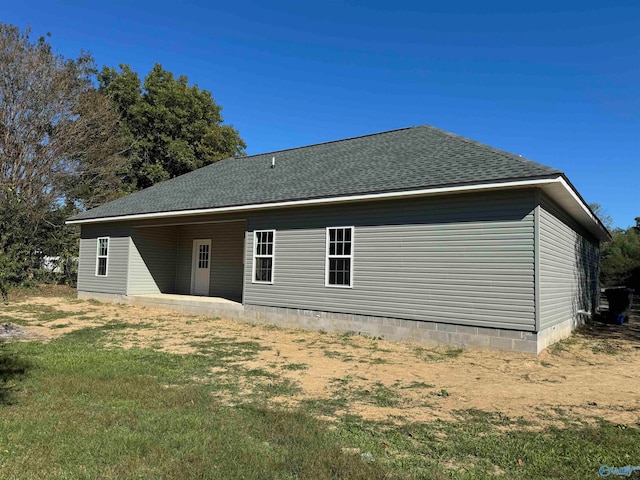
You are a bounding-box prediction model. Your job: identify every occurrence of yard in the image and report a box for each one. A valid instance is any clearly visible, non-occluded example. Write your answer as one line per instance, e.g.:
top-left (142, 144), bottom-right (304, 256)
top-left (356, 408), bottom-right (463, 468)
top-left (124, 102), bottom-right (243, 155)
top-left (1, 287), bottom-right (639, 479)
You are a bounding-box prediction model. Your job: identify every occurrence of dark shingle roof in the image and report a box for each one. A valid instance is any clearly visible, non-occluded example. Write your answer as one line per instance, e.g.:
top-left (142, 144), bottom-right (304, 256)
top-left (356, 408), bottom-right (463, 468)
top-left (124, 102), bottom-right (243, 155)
top-left (71, 125), bottom-right (561, 221)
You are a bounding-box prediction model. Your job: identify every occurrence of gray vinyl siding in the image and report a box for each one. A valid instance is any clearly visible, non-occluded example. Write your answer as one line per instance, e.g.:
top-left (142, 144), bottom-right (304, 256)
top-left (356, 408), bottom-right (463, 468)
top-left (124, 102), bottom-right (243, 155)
top-left (128, 226), bottom-right (179, 294)
top-left (175, 221), bottom-right (245, 301)
top-left (538, 193), bottom-right (600, 330)
top-left (77, 223), bottom-right (130, 295)
top-left (244, 190), bottom-right (537, 331)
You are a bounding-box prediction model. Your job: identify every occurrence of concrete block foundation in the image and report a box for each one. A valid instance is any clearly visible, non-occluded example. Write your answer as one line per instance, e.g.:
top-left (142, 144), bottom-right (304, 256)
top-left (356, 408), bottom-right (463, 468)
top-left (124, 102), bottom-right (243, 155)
top-left (78, 291), bottom-right (581, 354)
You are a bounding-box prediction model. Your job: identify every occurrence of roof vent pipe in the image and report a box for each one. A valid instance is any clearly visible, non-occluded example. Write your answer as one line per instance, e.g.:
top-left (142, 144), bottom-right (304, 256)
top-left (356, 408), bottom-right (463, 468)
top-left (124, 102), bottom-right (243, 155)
top-left (271, 157), bottom-right (276, 168)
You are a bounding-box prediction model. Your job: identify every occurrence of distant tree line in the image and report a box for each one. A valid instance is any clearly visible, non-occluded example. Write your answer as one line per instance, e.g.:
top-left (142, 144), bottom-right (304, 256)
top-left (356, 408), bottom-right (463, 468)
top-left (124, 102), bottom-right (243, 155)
top-left (590, 204), bottom-right (639, 290)
top-left (0, 23), bottom-right (245, 299)
top-left (600, 219), bottom-right (640, 291)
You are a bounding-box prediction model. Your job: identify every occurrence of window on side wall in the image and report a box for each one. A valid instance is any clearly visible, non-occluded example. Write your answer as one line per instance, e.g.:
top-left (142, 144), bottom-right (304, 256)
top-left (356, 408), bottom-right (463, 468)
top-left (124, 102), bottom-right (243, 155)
top-left (253, 230), bottom-right (274, 284)
top-left (96, 237), bottom-right (109, 277)
top-left (326, 226), bottom-right (353, 287)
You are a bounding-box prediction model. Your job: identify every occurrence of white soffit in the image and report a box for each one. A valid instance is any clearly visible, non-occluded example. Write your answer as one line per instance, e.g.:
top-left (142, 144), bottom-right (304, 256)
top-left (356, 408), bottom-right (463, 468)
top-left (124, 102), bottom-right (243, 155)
top-left (67, 176), bottom-right (610, 241)
top-left (540, 177), bottom-right (610, 241)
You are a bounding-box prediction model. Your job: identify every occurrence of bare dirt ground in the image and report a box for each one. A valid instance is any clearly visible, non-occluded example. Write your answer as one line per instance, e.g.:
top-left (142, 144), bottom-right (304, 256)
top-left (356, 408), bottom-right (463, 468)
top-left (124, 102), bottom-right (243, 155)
top-left (2, 293), bottom-right (639, 428)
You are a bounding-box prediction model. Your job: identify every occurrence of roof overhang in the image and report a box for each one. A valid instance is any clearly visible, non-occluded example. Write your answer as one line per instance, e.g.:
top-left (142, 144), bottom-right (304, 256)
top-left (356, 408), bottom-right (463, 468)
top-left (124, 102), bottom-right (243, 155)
top-left (538, 175), bottom-right (611, 241)
top-left (67, 175), bottom-right (611, 241)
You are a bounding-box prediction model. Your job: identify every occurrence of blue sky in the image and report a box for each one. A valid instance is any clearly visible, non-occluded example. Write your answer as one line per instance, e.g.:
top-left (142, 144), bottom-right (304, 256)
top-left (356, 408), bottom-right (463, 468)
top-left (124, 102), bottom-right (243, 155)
top-left (3, 0), bottom-right (639, 228)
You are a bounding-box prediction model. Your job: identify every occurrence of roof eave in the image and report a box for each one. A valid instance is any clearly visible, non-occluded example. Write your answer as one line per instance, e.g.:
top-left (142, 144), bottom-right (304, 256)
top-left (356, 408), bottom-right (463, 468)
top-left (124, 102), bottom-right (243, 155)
top-left (539, 175), bottom-right (611, 242)
top-left (66, 175), bottom-right (610, 241)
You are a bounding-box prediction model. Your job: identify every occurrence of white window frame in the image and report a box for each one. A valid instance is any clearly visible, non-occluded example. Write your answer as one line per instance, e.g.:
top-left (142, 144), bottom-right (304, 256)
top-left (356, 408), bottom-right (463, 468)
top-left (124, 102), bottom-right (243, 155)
top-left (95, 237), bottom-right (109, 277)
top-left (252, 230), bottom-right (275, 284)
top-left (325, 226), bottom-right (354, 288)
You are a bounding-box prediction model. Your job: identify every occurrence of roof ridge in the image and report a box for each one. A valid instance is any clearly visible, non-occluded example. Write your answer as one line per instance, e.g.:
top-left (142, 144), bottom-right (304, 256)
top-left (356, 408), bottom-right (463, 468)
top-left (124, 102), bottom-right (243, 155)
top-left (234, 126), bottom-right (417, 160)
top-left (234, 124), bottom-right (559, 175)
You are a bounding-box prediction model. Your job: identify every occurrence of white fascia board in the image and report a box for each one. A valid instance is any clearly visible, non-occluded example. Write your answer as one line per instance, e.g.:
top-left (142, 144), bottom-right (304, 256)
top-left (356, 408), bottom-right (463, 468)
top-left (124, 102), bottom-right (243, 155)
top-left (66, 177), bottom-right (562, 225)
top-left (67, 175), bottom-right (610, 240)
top-left (550, 176), bottom-right (611, 241)
top-left (558, 176), bottom-right (601, 226)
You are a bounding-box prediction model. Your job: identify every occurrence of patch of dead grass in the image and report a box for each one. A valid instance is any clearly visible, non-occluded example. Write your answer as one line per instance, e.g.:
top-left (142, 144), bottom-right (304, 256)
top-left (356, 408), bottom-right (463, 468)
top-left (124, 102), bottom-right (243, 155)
top-left (8, 294), bottom-right (640, 429)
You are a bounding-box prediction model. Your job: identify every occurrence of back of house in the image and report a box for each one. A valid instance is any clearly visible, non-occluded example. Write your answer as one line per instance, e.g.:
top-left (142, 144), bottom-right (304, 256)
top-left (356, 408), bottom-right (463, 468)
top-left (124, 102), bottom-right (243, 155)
top-left (68, 125), bottom-right (610, 353)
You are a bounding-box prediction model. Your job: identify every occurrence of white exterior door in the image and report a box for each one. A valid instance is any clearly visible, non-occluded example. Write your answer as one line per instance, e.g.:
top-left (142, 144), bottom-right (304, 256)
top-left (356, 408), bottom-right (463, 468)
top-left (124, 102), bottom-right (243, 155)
top-left (191, 239), bottom-right (211, 296)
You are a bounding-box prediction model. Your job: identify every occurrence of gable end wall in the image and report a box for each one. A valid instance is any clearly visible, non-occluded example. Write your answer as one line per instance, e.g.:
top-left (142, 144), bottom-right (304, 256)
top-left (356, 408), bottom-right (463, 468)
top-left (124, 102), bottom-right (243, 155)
top-left (537, 192), bottom-right (600, 330)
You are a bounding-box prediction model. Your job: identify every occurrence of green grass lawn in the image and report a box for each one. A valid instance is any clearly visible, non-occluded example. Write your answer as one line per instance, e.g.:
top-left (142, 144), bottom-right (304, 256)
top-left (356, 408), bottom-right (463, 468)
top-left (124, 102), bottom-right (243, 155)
top-left (1, 310), bottom-right (639, 478)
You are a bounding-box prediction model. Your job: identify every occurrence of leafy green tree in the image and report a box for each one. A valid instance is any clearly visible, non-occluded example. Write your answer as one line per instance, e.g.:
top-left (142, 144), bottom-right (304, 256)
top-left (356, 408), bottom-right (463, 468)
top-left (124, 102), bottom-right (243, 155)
top-left (588, 204), bottom-right (639, 290)
top-left (0, 187), bottom-right (80, 301)
top-left (98, 63), bottom-right (246, 191)
top-left (599, 218), bottom-right (640, 290)
top-left (0, 189), bottom-right (38, 300)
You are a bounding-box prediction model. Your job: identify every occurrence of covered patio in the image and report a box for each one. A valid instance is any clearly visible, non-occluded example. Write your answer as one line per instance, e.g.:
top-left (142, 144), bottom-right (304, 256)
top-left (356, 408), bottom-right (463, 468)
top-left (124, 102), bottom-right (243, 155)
top-left (128, 219), bottom-right (246, 303)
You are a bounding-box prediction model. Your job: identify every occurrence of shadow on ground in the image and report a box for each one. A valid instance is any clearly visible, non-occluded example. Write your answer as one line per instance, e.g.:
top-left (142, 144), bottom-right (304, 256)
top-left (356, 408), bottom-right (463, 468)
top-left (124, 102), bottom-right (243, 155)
top-left (580, 301), bottom-right (640, 344)
top-left (0, 342), bottom-right (30, 405)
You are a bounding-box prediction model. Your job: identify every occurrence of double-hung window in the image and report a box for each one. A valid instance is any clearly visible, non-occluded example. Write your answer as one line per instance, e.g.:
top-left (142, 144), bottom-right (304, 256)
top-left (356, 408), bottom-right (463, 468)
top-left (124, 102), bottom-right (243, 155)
top-left (96, 237), bottom-right (109, 277)
top-left (253, 230), bottom-right (275, 283)
top-left (326, 227), bottom-right (353, 287)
